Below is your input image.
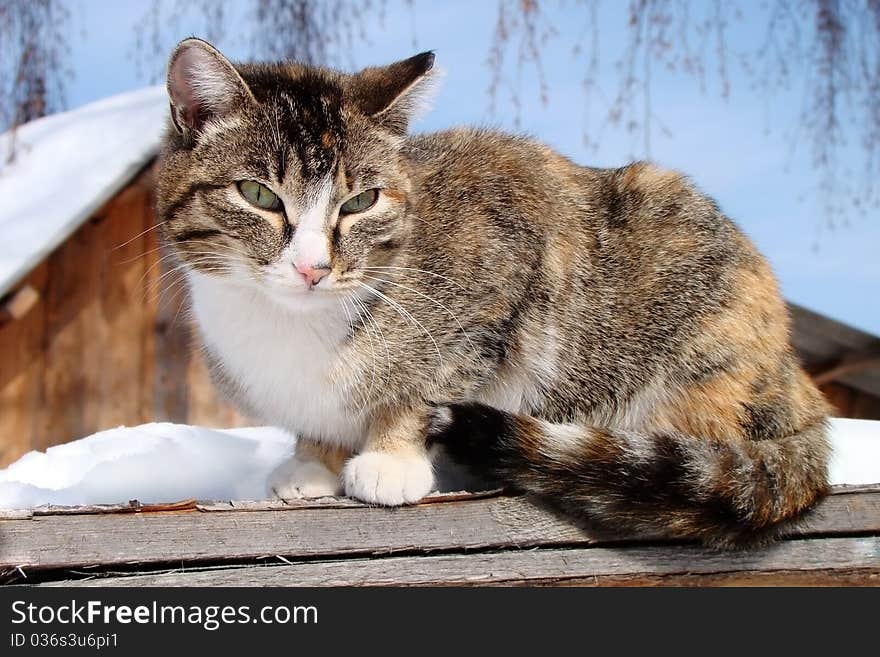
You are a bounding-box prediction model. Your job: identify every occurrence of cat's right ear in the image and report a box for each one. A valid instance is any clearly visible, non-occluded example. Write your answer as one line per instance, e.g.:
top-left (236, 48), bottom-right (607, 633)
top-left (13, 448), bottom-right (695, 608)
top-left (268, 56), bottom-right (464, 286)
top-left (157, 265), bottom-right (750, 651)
top-left (166, 38), bottom-right (254, 135)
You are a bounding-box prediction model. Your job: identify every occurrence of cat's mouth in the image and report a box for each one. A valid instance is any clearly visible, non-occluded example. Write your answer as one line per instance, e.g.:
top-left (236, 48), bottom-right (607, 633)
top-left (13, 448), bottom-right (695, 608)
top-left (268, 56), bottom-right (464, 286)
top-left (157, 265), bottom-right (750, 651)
top-left (255, 274), bottom-right (369, 313)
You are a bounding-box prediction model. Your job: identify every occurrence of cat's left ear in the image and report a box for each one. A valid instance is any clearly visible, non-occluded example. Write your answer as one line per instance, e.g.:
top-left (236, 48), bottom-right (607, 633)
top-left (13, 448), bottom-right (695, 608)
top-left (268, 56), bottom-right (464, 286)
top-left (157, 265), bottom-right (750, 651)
top-left (348, 52), bottom-right (436, 134)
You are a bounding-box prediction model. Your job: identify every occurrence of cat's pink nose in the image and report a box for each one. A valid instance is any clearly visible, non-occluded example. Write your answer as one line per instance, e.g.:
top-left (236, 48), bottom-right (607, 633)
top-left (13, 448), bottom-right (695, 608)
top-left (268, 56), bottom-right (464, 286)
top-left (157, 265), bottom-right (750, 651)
top-left (295, 262), bottom-right (331, 287)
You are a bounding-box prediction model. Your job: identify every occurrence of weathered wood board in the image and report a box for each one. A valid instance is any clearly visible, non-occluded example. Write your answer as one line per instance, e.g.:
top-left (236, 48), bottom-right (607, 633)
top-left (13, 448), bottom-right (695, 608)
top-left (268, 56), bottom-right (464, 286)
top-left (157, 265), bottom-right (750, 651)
top-left (2, 486), bottom-right (878, 587)
top-left (40, 537), bottom-right (880, 587)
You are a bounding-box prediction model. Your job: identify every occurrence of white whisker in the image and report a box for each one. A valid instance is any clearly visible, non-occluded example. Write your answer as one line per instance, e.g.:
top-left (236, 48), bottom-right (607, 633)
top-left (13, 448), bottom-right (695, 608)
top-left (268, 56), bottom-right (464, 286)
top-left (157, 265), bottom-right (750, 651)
top-left (112, 220), bottom-right (168, 251)
top-left (362, 265), bottom-right (471, 295)
top-left (351, 293), bottom-right (392, 384)
top-left (357, 280), bottom-right (443, 369)
top-left (339, 296), bottom-right (376, 408)
top-left (362, 274), bottom-right (479, 358)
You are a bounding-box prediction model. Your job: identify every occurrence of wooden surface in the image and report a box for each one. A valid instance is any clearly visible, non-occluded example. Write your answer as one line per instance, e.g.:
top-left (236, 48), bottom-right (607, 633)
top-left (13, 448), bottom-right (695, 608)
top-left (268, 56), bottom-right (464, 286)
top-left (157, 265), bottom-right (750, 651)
top-left (2, 486), bottom-right (878, 587)
top-left (0, 285), bottom-right (40, 323)
top-left (0, 165), bottom-right (248, 468)
top-left (38, 537), bottom-right (880, 587)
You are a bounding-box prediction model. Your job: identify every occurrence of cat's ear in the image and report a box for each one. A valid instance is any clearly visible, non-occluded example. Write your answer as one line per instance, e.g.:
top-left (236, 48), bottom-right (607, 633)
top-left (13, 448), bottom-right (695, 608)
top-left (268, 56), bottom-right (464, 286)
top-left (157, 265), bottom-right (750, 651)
top-left (166, 38), bottom-right (254, 135)
top-left (348, 52), bottom-right (436, 134)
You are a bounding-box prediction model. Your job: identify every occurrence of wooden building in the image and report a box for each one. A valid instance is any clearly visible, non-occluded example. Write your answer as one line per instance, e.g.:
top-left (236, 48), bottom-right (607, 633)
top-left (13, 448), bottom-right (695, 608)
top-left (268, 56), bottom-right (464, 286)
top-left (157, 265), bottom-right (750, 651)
top-left (1, 89), bottom-right (878, 470)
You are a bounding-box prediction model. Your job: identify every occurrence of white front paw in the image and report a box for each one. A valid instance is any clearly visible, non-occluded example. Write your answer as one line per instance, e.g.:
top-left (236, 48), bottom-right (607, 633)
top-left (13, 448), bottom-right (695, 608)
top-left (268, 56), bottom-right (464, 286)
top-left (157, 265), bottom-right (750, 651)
top-left (343, 451), bottom-right (435, 506)
top-left (267, 457), bottom-right (342, 499)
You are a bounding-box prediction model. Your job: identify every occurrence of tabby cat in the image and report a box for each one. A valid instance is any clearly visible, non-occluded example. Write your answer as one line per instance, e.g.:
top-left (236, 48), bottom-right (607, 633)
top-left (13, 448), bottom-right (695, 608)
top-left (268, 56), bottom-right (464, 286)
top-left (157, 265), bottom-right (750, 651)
top-left (157, 38), bottom-right (831, 547)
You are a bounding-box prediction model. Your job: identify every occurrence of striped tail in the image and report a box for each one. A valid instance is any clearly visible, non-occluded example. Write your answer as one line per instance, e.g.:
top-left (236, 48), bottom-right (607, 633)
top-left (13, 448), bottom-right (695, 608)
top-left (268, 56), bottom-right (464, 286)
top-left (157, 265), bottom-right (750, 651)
top-left (427, 402), bottom-right (831, 547)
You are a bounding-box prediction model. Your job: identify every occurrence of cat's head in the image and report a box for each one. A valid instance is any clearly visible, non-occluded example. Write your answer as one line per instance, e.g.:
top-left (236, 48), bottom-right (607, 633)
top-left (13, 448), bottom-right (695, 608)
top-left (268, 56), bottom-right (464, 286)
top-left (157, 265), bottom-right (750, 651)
top-left (156, 38), bottom-right (435, 311)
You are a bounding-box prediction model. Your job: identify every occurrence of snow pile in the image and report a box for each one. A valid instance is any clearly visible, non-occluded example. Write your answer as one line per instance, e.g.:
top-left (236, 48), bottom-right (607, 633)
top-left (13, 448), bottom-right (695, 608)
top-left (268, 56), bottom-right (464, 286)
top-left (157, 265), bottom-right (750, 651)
top-left (0, 417), bottom-right (877, 510)
top-left (827, 418), bottom-right (880, 487)
top-left (0, 86), bottom-right (168, 298)
top-left (0, 424), bottom-right (294, 509)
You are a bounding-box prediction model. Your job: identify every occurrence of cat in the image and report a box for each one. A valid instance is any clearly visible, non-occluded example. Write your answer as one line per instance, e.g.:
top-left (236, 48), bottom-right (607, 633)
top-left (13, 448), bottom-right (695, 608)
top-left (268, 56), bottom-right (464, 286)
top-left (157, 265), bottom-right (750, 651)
top-left (156, 37), bottom-right (831, 547)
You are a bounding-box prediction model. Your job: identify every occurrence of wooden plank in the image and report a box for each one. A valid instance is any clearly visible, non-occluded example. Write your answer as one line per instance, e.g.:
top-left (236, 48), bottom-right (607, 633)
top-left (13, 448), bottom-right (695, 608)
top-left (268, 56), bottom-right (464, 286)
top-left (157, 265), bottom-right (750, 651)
top-left (1, 395), bottom-right (34, 468)
top-left (0, 490), bottom-right (502, 520)
top-left (0, 264), bottom-right (48, 389)
top-left (0, 264), bottom-right (48, 467)
top-left (95, 179), bottom-right (156, 429)
top-left (820, 381), bottom-right (880, 420)
top-left (820, 382), bottom-right (856, 417)
top-left (0, 285), bottom-right (40, 323)
top-left (852, 388), bottom-right (880, 421)
top-left (37, 217), bottom-right (101, 450)
top-left (35, 536), bottom-right (880, 587)
top-left (789, 302), bottom-right (879, 357)
top-left (789, 303), bottom-right (880, 397)
top-left (797, 490), bottom-right (880, 534)
top-left (152, 243), bottom-right (191, 422)
top-left (828, 483), bottom-right (880, 495)
top-left (2, 491), bottom-right (878, 578)
top-left (77, 213), bottom-right (109, 436)
top-left (195, 489), bottom-right (505, 512)
top-left (0, 496), bottom-right (589, 575)
top-left (139, 199), bottom-right (161, 425)
top-left (812, 349), bottom-right (880, 386)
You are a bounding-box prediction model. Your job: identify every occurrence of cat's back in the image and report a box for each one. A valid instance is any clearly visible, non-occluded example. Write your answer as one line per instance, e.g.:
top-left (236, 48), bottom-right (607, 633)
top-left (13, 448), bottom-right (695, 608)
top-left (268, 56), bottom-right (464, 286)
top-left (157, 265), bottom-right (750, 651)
top-left (406, 127), bottom-right (752, 278)
top-left (406, 128), bottom-right (735, 240)
top-left (404, 127), bottom-right (789, 409)
top-left (406, 127), bottom-right (601, 203)
top-left (406, 127), bottom-right (585, 183)
top-left (407, 126), bottom-right (556, 160)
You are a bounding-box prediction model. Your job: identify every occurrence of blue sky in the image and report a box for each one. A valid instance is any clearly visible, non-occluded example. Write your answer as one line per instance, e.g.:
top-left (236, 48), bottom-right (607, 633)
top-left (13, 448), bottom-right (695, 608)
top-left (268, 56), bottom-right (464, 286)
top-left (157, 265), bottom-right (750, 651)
top-left (64, 0), bottom-right (879, 334)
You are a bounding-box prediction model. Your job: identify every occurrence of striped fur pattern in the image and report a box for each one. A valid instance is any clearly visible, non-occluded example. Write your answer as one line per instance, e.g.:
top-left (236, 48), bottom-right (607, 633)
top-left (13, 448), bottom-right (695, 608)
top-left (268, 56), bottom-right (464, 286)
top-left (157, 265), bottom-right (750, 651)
top-left (157, 39), bottom-right (831, 547)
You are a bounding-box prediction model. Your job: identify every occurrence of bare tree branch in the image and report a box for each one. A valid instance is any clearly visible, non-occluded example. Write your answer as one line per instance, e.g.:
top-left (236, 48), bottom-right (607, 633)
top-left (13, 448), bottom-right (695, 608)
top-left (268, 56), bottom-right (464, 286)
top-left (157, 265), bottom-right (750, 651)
top-left (2, 0), bottom-right (878, 230)
top-left (0, 0), bottom-right (71, 163)
top-left (487, 0), bottom-right (880, 228)
top-left (131, 0), bottom-right (383, 83)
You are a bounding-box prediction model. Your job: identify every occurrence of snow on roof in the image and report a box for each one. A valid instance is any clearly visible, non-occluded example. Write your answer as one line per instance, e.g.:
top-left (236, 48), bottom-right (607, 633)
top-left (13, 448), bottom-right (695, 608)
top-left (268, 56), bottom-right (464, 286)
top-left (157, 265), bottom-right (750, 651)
top-left (0, 86), bottom-right (168, 298)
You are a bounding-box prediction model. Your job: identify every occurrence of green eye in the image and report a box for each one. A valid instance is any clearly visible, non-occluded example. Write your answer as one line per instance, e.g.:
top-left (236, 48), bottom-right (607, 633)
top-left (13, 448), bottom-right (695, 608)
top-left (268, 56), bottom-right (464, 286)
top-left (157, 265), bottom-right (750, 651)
top-left (237, 180), bottom-right (282, 211)
top-left (340, 189), bottom-right (379, 214)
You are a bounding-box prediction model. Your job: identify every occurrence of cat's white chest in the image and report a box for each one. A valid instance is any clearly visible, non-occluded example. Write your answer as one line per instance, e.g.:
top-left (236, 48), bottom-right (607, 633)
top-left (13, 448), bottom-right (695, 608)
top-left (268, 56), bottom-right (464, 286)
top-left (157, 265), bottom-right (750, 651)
top-left (186, 272), bottom-right (366, 448)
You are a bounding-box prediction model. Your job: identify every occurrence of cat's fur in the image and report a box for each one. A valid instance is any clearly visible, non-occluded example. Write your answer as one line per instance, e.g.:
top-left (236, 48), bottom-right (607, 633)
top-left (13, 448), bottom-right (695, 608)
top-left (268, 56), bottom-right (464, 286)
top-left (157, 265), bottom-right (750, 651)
top-left (157, 38), bottom-right (831, 547)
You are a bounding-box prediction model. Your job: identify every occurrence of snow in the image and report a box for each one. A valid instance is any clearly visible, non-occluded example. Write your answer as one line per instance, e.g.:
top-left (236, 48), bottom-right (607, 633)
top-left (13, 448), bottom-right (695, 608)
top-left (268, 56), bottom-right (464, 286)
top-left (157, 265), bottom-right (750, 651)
top-left (0, 86), bottom-right (168, 298)
top-left (827, 418), bottom-right (880, 487)
top-left (0, 418), bottom-right (877, 510)
top-left (0, 424), bottom-right (294, 509)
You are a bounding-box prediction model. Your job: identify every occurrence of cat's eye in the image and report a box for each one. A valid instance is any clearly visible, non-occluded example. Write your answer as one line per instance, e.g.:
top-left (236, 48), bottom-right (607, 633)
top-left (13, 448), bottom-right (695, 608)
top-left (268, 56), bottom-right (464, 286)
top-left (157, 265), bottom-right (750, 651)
top-left (237, 180), bottom-right (283, 211)
top-left (340, 189), bottom-right (379, 215)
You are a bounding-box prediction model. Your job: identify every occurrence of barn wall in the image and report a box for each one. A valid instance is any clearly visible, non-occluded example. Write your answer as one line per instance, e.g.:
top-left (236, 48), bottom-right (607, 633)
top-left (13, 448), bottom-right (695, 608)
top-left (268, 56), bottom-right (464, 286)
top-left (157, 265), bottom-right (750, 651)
top-left (0, 165), bottom-right (248, 468)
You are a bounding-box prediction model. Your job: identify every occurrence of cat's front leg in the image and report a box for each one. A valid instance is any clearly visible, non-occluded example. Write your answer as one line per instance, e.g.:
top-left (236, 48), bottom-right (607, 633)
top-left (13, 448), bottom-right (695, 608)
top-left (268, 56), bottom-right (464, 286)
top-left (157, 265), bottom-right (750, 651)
top-left (268, 436), bottom-right (349, 499)
top-left (343, 408), bottom-right (435, 506)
